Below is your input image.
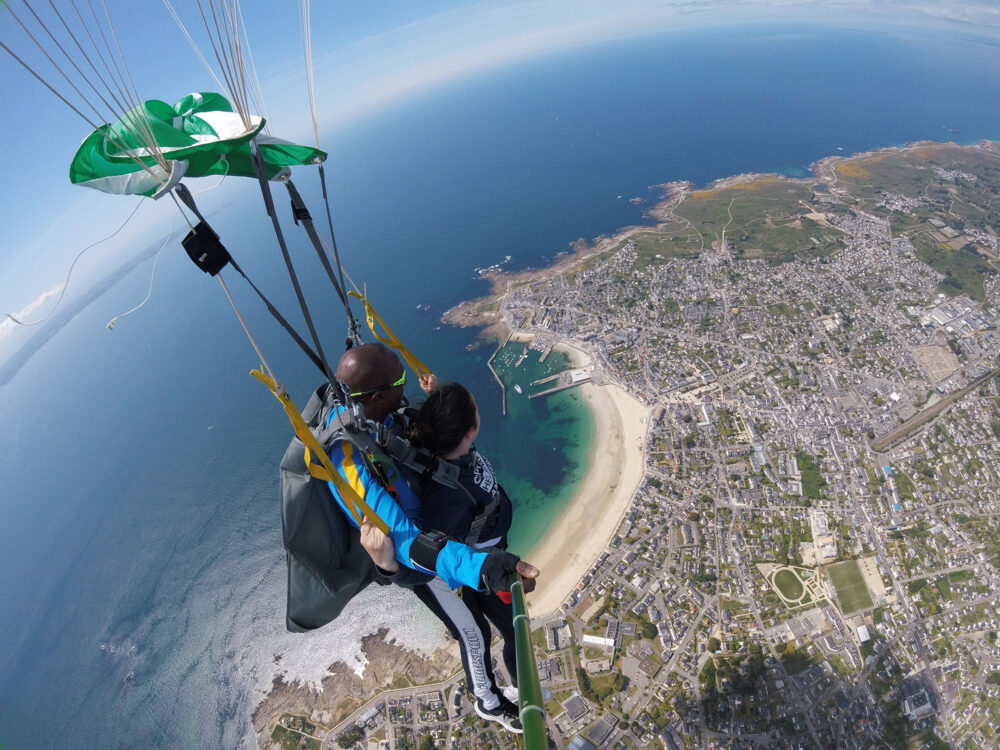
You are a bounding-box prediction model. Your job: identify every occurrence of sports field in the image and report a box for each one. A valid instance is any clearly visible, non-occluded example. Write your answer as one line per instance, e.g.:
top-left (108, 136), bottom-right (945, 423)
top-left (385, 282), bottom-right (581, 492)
top-left (774, 569), bottom-right (804, 600)
top-left (829, 560), bottom-right (874, 614)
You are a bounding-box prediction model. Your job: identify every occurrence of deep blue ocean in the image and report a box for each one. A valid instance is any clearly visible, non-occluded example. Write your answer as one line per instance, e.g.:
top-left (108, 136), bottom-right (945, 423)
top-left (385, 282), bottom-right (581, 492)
top-left (2, 21), bottom-right (1000, 749)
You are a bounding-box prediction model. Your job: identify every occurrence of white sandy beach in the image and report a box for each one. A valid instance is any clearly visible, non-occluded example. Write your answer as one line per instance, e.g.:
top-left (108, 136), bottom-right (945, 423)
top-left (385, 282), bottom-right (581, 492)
top-left (522, 340), bottom-right (650, 619)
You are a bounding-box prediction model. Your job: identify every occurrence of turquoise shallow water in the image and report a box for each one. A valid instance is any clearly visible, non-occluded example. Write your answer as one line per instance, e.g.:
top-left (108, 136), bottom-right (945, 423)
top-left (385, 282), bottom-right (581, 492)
top-left (2, 20), bottom-right (1000, 750)
top-left (486, 344), bottom-right (595, 557)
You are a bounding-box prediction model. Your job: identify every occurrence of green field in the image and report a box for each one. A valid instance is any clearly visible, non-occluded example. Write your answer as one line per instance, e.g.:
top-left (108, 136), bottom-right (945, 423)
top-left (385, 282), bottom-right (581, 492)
top-left (271, 725), bottom-right (321, 750)
top-left (829, 560), bottom-right (873, 614)
top-left (910, 233), bottom-right (994, 302)
top-left (795, 452), bottom-right (823, 500)
top-left (671, 179), bottom-right (840, 263)
top-left (774, 569), bottom-right (805, 600)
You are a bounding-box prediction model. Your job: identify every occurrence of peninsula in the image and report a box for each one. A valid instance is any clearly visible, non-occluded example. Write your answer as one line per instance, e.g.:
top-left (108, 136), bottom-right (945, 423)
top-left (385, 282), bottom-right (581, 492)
top-left (256, 140), bottom-right (1000, 750)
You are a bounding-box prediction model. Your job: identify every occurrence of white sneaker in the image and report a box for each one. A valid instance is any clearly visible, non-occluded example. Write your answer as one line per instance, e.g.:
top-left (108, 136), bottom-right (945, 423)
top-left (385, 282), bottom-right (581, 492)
top-left (502, 685), bottom-right (552, 703)
top-left (475, 697), bottom-right (523, 734)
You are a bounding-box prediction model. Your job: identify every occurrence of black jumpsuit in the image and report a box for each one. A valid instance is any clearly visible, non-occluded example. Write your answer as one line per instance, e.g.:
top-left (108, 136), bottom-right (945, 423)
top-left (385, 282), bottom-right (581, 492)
top-left (412, 448), bottom-right (517, 710)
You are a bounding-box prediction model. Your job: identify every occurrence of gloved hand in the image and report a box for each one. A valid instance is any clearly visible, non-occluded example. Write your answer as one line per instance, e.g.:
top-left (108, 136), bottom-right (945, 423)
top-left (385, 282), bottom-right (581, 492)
top-left (480, 550), bottom-right (539, 595)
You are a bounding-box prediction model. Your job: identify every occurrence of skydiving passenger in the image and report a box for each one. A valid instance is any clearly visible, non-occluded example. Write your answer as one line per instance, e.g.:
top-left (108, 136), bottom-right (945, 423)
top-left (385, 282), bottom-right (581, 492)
top-left (361, 379), bottom-right (541, 734)
top-left (324, 343), bottom-right (538, 597)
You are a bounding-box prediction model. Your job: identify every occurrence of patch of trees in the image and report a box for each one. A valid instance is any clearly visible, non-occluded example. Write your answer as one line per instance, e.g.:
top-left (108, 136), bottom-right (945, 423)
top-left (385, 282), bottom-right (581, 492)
top-left (576, 667), bottom-right (627, 703)
top-left (337, 726), bottom-right (363, 748)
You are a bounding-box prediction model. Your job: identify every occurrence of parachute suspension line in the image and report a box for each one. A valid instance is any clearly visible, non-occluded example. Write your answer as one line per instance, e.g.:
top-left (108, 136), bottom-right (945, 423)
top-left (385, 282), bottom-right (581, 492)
top-left (71, 0), bottom-right (149, 127)
top-left (216, 0), bottom-right (251, 128)
top-left (68, 0), bottom-right (166, 174)
top-left (106, 216), bottom-right (177, 331)
top-left (192, 0), bottom-right (244, 124)
top-left (217, 273), bottom-right (276, 381)
top-left (234, 0), bottom-right (269, 134)
top-left (164, 0), bottom-right (265, 132)
top-left (299, 0), bottom-right (320, 150)
top-left (0, 2), bottom-right (166, 179)
top-left (297, 1), bottom-right (359, 345)
top-left (172, 183), bottom-right (329, 378)
top-left (49, 0), bottom-right (146, 119)
top-left (23, 1), bottom-right (131, 131)
top-left (92, 0), bottom-right (167, 171)
top-left (168, 190), bottom-right (196, 231)
top-left (161, 0), bottom-right (229, 98)
top-left (193, 0), bottom-right (252, 129)
top-left (283, 178), bottom-right (363, 345)
top-left (3, 2), bottom-right (110, 127)
top-left (4, 199), bottom-right (144, 327)
top-left (248, 141), bottom-right (336, 383)
top-left (192, 153), bottom-right (230, 195)
top-left (0, 38), bottom-right (99, 129)
top-left (59, 2), bottom-right (166, 179)
top-left (316, 168), bottom-right (352, 319)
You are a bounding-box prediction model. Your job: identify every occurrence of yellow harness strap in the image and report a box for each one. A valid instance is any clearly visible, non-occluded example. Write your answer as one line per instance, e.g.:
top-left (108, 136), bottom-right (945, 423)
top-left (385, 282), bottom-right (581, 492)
top-left (348, 290), bottom-right (432, 379)
top-left (251, 368), bottom-right (390, 535)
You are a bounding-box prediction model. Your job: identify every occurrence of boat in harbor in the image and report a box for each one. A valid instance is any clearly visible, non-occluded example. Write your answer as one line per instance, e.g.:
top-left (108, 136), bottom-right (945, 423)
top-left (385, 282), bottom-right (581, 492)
top-left (513, 384), bottom-right (523, 394)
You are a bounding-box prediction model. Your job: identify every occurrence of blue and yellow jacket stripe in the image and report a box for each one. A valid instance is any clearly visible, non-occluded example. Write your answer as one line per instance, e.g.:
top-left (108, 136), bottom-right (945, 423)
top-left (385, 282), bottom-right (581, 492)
top-left (325, 414), bottom-right (487, 590)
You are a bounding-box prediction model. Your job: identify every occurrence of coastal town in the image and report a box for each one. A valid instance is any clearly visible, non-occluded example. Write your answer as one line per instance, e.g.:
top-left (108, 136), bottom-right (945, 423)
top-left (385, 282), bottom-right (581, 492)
top-left (260, 142), bottom-right (1000, 750)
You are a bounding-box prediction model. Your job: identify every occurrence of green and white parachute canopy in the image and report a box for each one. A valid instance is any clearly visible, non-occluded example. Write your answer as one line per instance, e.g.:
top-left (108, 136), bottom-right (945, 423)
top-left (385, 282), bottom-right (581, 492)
top-left (69, 92), bottom-right (326, 198)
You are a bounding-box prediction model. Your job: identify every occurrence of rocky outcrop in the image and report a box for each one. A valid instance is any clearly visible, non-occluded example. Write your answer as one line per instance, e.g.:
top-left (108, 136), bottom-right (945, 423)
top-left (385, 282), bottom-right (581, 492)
top-left (252, 628), bottom-right (460, 748)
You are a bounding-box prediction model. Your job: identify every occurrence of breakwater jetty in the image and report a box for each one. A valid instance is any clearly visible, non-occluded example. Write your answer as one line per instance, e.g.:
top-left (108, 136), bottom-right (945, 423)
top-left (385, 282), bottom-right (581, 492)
top-left (528, 368), bottom-right (593, 399)
top-left (487, 331), bottom-right (512, 416)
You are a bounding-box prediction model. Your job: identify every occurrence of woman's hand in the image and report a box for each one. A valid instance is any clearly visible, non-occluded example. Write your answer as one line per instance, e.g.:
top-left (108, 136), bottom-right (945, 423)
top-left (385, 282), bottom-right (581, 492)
top-left (360, 516), bottom-right (399, 572)
top-left (419, 373), bottom-right (439, 394)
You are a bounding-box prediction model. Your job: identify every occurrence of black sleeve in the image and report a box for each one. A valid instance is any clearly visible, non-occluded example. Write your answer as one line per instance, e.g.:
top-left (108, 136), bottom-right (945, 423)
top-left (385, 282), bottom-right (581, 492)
top-left (421, 483), bottom-right (476, 541)
top-left (381, 565), bottom-right (434, 588)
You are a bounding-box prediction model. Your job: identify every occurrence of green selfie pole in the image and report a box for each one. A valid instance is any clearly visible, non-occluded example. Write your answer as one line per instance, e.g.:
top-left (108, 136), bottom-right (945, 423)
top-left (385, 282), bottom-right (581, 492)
top-left (511, 577), bottom-right (547, 748)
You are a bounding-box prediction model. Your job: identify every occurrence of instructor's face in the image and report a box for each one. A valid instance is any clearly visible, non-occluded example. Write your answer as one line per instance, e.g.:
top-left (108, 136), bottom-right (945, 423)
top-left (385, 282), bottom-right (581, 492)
top-left (384, 367), bottom-right (407, 411)
top-left (363, 365), bottom-right (407, 420)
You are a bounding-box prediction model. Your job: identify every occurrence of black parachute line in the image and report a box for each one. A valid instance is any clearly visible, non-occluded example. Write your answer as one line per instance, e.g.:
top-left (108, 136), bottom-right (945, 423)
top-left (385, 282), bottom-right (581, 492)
top-left (295, 0), bottom-right (363, 348)
top-left (172, 183), bottom-right (328, 379)
top-left (284, 176), bottom-right (363, 347)
top-left (247, 139), bottom-right (336, 386)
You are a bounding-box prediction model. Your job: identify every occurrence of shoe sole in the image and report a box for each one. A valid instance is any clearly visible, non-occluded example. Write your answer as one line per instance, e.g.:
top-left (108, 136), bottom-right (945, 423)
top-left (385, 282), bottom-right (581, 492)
top-left (475, 701), bottom-right (524, 734)
top-left (503, 686), bottom-right (552, 703)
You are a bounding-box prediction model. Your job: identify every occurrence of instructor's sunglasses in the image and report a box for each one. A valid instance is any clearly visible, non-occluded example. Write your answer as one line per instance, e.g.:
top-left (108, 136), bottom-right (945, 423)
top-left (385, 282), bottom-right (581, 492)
top-left (349, 371), bottom-right (406, 399)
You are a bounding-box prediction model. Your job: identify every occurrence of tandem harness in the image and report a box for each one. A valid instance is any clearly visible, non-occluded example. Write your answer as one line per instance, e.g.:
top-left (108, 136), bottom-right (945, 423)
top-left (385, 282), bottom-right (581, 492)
top-left (280, 382), bottom-right (498, 632)
top-left (319, 398), bottom-right (500, 549)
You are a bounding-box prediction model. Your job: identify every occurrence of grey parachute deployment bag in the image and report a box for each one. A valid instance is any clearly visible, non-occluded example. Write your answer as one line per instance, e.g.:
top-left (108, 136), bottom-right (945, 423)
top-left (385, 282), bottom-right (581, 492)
top-left (279, 384), bottom-right (380, 632)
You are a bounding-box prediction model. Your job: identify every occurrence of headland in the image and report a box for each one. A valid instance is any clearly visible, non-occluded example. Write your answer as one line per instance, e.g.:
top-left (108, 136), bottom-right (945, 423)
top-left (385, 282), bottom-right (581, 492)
top-left (255, 138), bottom-right (1000, 748)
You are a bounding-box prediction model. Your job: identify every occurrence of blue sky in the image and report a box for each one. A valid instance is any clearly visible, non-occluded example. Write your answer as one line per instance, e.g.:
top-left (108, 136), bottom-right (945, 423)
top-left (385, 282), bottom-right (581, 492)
top-left (1, 0), bottom-right (998, 353)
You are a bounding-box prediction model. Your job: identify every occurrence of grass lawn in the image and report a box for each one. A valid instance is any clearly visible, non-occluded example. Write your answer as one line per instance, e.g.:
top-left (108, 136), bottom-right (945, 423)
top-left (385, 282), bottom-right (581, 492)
top-left (774, 569), bottom-right (804, 600)
top-left (829, 560), bottom-right (873, 614)
top-left (271, 726), bottom-right (321, 750)
top-left (795, 452), bottom-right (823, 499)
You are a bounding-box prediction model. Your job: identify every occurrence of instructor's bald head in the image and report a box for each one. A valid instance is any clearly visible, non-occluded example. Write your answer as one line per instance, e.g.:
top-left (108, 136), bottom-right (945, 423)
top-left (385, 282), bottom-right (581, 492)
top-left (336, 343), bottom-right (405, 421)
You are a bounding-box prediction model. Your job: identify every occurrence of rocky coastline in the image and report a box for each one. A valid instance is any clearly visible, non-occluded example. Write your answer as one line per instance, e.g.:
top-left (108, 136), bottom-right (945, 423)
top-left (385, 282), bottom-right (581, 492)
top-left (253, 628), bottom-right (460, 748)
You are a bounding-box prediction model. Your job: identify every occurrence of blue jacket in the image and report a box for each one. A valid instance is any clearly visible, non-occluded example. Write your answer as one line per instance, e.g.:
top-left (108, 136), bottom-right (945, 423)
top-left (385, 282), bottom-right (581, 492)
top-left (324, 410), bottom-right (487, 590)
